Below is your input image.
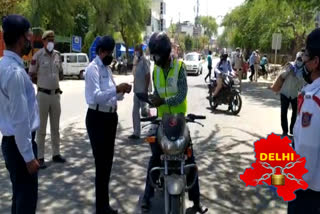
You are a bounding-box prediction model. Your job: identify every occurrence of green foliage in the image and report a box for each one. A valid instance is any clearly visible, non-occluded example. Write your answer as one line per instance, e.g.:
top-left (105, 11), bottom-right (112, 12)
top-left (219, 0), bottom-right (316, 56)
top-left (199, 16), bottom-right (218, 38)
top-left (185, 35), bottom-right (193, 52)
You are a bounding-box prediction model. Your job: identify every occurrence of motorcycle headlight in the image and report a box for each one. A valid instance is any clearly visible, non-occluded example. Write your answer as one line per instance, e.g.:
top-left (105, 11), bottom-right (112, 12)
top-left (160, 135), bottom-right (187, 155)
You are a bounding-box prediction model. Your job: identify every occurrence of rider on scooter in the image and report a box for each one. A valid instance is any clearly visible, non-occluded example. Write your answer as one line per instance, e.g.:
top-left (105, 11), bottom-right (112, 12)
top-left (141, 32), bottom-right (208, 214)
top-left (212, 53), bottom-right (233, 99)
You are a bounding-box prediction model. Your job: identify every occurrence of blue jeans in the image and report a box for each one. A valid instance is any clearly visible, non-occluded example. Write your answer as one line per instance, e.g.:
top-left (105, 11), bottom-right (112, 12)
top-left (143, 140), bottom-right (201, 203)
top-left (1, 132), bottom-right (38, 214)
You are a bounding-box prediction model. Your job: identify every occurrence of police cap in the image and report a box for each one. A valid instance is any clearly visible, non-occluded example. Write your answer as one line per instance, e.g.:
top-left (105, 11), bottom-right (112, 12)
top-left (42, 30), bottom-right (55, 40)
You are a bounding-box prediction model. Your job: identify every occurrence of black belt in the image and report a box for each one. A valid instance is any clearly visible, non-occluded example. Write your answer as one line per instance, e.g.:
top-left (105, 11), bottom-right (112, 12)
top-left (38, 87), bottom-right (62, 95)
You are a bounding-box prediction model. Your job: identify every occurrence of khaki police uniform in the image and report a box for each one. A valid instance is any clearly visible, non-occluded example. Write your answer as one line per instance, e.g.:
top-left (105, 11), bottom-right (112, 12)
top-left (29, 47), bottom-right (63, 159)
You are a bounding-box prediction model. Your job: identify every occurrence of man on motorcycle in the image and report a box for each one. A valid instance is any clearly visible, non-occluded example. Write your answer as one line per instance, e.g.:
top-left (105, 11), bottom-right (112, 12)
top-left (212, 53), bottom-right (233, 99)
top-left (141, 32), bottom-right (208, 214)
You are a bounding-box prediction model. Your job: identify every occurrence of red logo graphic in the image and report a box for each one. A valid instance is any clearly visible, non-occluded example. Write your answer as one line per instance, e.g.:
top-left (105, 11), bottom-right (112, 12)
top-left (240, 133), bottom-right (309, 201)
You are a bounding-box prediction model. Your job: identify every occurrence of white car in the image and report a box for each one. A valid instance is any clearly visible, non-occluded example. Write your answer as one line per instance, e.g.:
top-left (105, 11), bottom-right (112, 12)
top-left (183, 52), bottom-right (203, 75)
top-left (61, 53), bottom-right (89, 79)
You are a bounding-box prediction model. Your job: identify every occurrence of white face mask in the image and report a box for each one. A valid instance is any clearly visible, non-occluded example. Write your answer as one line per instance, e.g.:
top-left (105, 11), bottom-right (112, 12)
top-left (46, 42), bottom-right (54, 52)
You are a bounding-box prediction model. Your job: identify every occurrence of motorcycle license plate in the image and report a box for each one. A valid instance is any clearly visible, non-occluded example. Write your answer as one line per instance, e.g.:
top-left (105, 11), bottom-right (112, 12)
top-left (161, 154), bottom-right (186, 161)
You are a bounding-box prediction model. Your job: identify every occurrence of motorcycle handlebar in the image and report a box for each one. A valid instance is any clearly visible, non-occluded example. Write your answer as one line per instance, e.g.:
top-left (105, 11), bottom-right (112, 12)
top-left (140, 116), bottom-right (158, 122)
top-left (187, 114), bottom-right (206, 121)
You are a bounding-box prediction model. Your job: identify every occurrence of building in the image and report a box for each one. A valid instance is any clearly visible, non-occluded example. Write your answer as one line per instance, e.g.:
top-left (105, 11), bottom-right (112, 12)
top-left (145, 0), bottom-right (167, 38)
top-left (176, 21), bottom-right (194, 37)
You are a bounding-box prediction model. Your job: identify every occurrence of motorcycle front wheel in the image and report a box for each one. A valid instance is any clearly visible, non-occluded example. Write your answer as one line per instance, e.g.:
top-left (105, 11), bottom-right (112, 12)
top-left (170, 195), bottom-right (184, 214)
top-left (229, 93), bottom-right (242, 115)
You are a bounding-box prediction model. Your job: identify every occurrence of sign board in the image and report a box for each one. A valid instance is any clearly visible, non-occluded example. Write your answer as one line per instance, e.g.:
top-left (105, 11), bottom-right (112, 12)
top-left (72, 36), bottom-right (82, 52)
top-left (89, 36), bottom-right (101, 61)
top-left (272, 33), bottom-right (282, 50)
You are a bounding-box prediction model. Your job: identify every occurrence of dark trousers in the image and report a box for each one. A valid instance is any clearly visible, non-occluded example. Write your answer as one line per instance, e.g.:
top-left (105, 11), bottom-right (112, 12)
top-left (280, 94), bottom-right (298, 135)
top-left (288, 189), bottom-right (320, 214)
top-left (205, 66), bottom-right (212, 81)
top-left (143, 140), bottom-right (200, 204)
top-left (85, 109), bottom-right (118, 214)
top-left (249, 65), bottom-right (255, 81)
top-left (261, 64), bottom-right (268, 77)
top-left (1, 132), bottom-right (38, 214)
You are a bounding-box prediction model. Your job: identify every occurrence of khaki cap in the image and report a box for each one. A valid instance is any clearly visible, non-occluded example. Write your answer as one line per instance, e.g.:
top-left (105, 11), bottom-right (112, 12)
top-left (42, 30), bottom-right (55, 40)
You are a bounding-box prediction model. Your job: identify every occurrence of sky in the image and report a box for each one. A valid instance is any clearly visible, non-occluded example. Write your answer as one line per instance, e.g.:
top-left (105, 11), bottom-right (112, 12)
top-left (165, 0), bottom-right (245, 34)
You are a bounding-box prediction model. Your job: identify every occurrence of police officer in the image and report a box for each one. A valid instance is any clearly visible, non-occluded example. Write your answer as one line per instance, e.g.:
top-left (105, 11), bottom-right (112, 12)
top-left (141, 32), bottom-right (208, 214)
top-left (288, 28), bottom-right (320, 214)
top-left (85, 36), bottom-right (132, 214)
top-left (0, 15), bottom-right (40, 213)
top-left (29, 30), bottom-right (65, 169)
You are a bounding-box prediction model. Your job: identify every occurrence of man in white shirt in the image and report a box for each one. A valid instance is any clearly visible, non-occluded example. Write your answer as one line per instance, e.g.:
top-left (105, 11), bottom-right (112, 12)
top-left (0, 15), bottom-right (40, 214)
top-left (85, 36), bottom-right (131, 214)
top-left (288, 28), bottom-right (320, 214)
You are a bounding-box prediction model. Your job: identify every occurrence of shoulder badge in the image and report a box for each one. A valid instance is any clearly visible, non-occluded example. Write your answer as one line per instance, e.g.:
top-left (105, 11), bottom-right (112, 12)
top-left (302, 112), bottom-right (312, 128)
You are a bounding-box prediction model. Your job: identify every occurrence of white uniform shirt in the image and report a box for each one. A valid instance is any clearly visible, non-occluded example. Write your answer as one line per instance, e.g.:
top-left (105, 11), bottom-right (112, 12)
top-left (85, 56), bottom-right (121, 108)
top-left (294, 77), bottom-right (320, 191)
top-left (0, 50), bottom-right (40, 162)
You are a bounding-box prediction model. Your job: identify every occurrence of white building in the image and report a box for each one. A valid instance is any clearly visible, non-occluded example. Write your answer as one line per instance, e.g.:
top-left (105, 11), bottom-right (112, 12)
top-left (176, 21), bottom-right (194, 37)
top-left (145, 0), bottom-right (167, 38)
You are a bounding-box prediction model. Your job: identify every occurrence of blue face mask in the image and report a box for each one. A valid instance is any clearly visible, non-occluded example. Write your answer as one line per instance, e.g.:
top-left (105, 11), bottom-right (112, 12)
top-left (296, 61), bottom-right (303, 68)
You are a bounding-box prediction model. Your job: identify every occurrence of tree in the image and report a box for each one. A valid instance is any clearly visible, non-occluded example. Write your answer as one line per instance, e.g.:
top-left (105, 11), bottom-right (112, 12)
top-left (0, 0), bottom-right (23, 23)
top-left (220, 0), bottom-right (315, 57)
top-left (199, 16), bottom-right (218, 49)
top-left (118, 0), bottom-right (150, 60)
top-left (185, 35), bottom-right (193, 52)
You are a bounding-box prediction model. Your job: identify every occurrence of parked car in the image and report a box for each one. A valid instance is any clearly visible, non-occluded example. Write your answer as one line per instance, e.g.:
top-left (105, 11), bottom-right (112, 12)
top-left (61, 53), bottom-right (89, 79)
top-left (183, 52), bottom-right (204, 75)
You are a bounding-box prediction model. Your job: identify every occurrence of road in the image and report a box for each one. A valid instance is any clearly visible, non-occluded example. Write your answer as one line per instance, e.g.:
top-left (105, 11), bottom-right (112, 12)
top-left (0, 58), bottom-right (290, 214)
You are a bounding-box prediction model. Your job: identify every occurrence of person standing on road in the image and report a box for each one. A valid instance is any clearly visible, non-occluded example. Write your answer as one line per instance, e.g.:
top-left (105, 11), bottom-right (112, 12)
top-left (204, 50), bottom-right (213, 82)
top-left (278, 52), bottom-right (305, 136)
top-left (288, 28), bottom-right (320, 214)
top-left (0, 15), bottom-right (40, 214)
top-left (141, 32), bottom-right (208, 214)
top-left (29, 30), bottom-right (65, 169)
top-left (233, 47), bottom-right (244, 86)
top-left (260, 54), bottom-right (269, 78)
top-left (249, 51), bottom-right (256, 81)
top-left (254, 50), bottom-right (261, 81)
top-left (128, 44), bottom-right (151, 140)
top-left (85, 36), bottom-right (132, 214)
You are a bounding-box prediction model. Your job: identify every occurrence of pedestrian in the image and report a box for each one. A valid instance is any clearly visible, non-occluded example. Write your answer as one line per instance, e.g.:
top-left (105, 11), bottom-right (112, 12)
top-left (204, 50), bottom-right (213, 82)
top-left (288, 28), bottom-right (320, 214)
top-left (260, 54), bottom-right (269, 79)
top-left (29, 30), bottom-right (65, 169)
top-left (278, 52), bottom-right (305, 136)
top-left (233, 47), bottom-right (244, 86)
top-left (85, 35), bottom-right (132, 214)
top-left (128, 44), bottom-right (151, 140)
top-left (254, 50), bottom-right (261, 81)
top-left (0, 14), bottom-right (40, 214)
top-left (249, 51), bottom-right (256, 81)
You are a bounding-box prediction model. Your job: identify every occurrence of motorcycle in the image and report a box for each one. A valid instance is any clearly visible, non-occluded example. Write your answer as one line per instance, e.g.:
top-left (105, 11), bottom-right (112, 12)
top-left (137, 93), bottom-right (206, 214)
top-left (207, 73), bottom-right (242, 115)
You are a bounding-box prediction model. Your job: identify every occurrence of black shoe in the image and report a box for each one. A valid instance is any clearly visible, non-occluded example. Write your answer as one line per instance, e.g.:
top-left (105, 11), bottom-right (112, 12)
top-left (38, 158), bottom-right (47, 169)
top-left (52, 155), bottom-right (66, 163)
top-left (128, 134), bottom-right (140, 140)
top-left (105, 207), bottom-right (118, 214)
top-left (141, 198), bottom-right (150, 211)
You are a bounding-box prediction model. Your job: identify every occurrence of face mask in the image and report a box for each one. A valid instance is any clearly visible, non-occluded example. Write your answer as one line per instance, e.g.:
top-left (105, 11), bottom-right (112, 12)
top-left (102, 55), bottom-right (113, 66)
top-left (46, 42), bottom-right (54, 52)
top-left (302, 65), bottom-right (313, 84)
top-left (296, 61), bottom-right (303, 68)
top-left (22, 36), bottom-right (32, 55)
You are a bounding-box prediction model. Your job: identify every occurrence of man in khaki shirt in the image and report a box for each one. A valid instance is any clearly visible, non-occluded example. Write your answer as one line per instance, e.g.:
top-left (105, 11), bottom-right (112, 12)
top-left (29, 30), bottom-right (65, 169)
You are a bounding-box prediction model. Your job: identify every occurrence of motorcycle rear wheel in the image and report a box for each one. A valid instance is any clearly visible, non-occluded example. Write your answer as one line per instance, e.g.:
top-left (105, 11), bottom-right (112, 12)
top-left (209, 92), bottom-right (218, 110)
